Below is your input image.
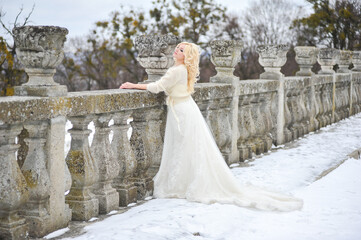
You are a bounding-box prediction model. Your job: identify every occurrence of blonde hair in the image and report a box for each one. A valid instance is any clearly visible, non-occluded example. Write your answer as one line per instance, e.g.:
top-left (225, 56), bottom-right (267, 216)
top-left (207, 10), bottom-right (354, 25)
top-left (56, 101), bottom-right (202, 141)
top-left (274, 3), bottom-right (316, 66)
top-left (177, 42), bottom-right (200, 94)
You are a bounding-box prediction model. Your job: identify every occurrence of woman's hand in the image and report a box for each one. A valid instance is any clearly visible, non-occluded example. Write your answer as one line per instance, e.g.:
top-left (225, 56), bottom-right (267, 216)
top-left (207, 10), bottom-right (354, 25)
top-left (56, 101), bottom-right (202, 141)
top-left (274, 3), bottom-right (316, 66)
top-left (119, 82), bottom-right (136, 89)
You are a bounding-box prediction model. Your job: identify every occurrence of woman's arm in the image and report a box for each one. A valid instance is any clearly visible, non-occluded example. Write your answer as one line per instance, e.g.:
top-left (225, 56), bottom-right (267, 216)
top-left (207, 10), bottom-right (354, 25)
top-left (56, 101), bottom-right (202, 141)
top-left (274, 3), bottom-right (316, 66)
top-left (119, 82), bottom-right (147, 90)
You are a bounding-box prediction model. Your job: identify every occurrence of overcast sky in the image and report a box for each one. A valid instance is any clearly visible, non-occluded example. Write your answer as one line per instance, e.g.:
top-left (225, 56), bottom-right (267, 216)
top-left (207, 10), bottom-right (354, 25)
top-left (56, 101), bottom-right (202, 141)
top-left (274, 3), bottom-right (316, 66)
top-left (1, 0), bottom-right (309, 42)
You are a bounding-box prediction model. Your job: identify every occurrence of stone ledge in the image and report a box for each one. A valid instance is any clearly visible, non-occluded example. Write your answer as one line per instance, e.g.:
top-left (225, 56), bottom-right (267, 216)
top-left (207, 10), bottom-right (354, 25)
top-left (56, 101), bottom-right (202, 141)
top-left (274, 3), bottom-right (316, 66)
top-left (0, 84), bottom-right (232, 124)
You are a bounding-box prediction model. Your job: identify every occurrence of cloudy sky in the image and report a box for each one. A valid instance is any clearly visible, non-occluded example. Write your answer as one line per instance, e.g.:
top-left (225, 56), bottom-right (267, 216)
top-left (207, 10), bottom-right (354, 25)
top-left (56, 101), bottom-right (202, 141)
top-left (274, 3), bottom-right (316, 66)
top-left (1, 0), bottom-right (309, 41)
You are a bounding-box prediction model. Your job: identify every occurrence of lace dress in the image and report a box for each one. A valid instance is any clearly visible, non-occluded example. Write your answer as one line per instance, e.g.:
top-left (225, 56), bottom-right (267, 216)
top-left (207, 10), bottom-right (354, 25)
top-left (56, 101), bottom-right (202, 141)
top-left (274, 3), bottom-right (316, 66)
top-left (147, 65), bottom-right (303, 211)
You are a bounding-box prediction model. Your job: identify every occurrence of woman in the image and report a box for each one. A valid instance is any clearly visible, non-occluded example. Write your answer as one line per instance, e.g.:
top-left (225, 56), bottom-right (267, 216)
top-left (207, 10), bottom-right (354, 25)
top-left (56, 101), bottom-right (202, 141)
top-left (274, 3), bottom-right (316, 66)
top-left (120, 42), bottom-right (303, 211)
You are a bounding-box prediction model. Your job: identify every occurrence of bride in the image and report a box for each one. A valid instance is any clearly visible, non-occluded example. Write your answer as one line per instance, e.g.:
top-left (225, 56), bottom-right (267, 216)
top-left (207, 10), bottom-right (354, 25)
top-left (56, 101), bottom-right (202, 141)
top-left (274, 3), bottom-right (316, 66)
top-left (120, 42), bottom-right (303, 211)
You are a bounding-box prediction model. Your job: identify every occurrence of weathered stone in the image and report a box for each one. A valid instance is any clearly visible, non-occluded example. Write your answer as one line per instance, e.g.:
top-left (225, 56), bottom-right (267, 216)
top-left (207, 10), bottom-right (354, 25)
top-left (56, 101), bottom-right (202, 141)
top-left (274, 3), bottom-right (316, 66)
top-left (351, 51), bottom-right (361, 72)
top-left (91, 114), bottom-right (120, 214)
top-left (65, 116), bottom-right (99, 221)
top-left (294, 46), bottom-right (319, 76)
top-left (318, 48), bottom-right (340, 74)
top-left (338, 50), bottom-right (352, 73)
top-left (20, 120), bottom-right (51, 237)
top-left (0, 124), bottom-right (29, 240)
top-left (111, 111), bottom-right (138, 207)
top-left (257, 44), bottom-right (289, 79)
top-left (12, 25), bottom-right (68, 97)
top-left (134, 34), bottom-right (181, 82)
top-left (210, 40), bottom-right (242, 83)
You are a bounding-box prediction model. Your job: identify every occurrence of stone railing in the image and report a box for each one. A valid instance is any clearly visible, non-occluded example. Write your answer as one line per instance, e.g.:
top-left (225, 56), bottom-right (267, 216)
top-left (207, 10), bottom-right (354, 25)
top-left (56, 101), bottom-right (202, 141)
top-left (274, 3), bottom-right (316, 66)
top-left (1, 26), bottom-right (361, 239)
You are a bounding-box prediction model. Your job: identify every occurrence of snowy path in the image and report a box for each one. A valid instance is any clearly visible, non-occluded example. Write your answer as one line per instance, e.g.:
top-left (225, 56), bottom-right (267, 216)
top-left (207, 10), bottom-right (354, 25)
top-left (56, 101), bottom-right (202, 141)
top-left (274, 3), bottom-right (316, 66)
top-left (54, 113), bottom-right (361, 240)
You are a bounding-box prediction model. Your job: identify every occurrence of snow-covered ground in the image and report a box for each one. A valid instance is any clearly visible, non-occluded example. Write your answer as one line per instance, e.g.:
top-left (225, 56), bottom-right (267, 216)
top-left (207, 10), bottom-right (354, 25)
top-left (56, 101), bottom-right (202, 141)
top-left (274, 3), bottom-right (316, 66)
top-left (55, 113), bottom-right (361, 240)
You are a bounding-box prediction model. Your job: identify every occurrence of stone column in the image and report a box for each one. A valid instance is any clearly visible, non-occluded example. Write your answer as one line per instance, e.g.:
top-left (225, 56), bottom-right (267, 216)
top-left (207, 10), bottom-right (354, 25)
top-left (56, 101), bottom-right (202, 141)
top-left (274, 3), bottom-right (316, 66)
top-left (65, 116), bottom-right (99, 221)
top-left (0, 124), bottom-right (29, 240)
top-left (338, 50), bottom-right (352, 73)
top-left (318, 48), bottom-right (340, 75)
top-left (20, 120), bottom-right (51, 237)
top-left (91, 114), bottom-right (120, 214)
top-left (257, 45), bottom-right (288, 144)
top-left (294, 46), bottom-right (319, 76)
top-left (351, 51), bottom-right (361, 114)
top-left (134, 34), bottom-right (181, 82)
top-left (111, 111), bottom-right (138, 207)
top-left (12, 25), bottom-right (68, 97)
top-left (209, 40), bottom-right (242, 164)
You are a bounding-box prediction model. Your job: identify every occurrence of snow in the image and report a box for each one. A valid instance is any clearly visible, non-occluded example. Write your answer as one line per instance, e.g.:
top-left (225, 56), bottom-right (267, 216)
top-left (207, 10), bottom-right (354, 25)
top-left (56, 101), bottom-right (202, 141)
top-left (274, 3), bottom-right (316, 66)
top-left (44, 227), bottom-right (70, 239)
top-left (59, 113), bottom-right (361, 240)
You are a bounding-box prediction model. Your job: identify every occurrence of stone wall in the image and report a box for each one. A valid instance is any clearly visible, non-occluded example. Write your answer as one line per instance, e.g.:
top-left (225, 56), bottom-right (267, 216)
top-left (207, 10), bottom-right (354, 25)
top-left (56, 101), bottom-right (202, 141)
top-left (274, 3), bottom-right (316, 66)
top-left (1, 27), bottom-right (361, 239)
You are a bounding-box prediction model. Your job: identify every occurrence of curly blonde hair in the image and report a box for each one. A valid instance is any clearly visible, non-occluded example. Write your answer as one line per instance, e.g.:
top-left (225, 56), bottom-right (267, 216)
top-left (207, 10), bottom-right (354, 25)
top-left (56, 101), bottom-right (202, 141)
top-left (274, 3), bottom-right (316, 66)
top-left (177, 42), bottom-right (200, 94)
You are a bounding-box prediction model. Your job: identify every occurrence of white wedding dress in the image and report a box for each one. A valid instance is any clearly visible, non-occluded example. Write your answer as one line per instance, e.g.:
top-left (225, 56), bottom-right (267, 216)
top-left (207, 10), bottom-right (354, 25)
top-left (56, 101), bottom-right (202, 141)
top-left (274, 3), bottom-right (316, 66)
top-left (148, 65), bottom-right (303, 211)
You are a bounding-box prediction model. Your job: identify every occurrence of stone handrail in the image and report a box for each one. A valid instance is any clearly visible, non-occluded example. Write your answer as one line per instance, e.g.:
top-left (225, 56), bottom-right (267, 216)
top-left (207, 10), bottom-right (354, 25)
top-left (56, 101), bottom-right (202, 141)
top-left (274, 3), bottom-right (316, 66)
top-left (1, 27), bottom-right (361, 239)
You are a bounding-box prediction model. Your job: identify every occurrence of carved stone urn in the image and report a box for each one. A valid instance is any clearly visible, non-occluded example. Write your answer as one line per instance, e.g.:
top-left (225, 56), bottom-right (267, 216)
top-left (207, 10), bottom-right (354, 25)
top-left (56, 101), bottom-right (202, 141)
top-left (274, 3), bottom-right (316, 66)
top-left (209, 40), bottom-right (242, 83)
top-left (338, 50), bottom-right (352, 73)
top-left (294, 46), bottom-right (319, 76)
top-left (134, 34), bottom-right (181, 82)
top-left (317, 48), bottom-right (340, 74)
top-left (257, 44), bottom-right (289, 79)
top-left (12, 25), bottom-right (68, 97)
top-left (352, 51), bottom-right (361, 72)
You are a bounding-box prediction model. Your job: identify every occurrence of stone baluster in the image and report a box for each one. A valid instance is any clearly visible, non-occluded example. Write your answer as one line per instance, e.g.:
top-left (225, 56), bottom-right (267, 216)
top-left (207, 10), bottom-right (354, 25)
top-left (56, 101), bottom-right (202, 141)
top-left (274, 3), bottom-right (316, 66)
top-left (338, 50), bottom-right (352, 73)
top-left (208, 98), bottom-right (232, 164)
top-left (19, 121), bottom-right (51, 237)
top-left (284, 88), bottom-right (293, 142)
top-left (245, 96), bottom-right (258, 155)
top-left (91, 114), bottom-right (120, 214)
top-left (65, 116), bottom-right (99, 221)
top-left (352, 51), bottom-right (361, 72)
top-left (316, 83), bottom-right (326, 128)
top-left (250, 94), bottom-right (265, 154)
top-left (294, 46), bottom-right (319, 76)
top-left (325, 82), bottom-right (333, 125)
top-left (12, 25), bottom-right (68, 97)
top-left (257, 45), bottom-right (289, 79)
top-left (309, 81), bottom-right (320, 132)
top-left (111, 111), bottom-right (138, 207)
top-left (300, 82), bottom-right (311, 135)
top-left (318, 48), bottom-right (340, 75)
top-left (293, 87), bottom-right (304, 138)
top-left (0, 124), bottom-right (29, 240)
top-left (289, 88), bottom-right (299, 140)
top-left (130, 108), bottom-right (159, 200)
top-left (134, 34), bottom-right (181, 82)
top-left (238, 95), bottom-right (251, 161)
top-left (259, 92), bottom-right (273, 152)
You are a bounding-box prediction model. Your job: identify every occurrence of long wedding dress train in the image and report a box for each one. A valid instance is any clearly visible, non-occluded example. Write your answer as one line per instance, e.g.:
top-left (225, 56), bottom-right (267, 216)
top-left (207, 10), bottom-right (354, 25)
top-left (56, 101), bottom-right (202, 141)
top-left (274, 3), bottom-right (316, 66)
top-left (153, 97), bottom-right (303, 212)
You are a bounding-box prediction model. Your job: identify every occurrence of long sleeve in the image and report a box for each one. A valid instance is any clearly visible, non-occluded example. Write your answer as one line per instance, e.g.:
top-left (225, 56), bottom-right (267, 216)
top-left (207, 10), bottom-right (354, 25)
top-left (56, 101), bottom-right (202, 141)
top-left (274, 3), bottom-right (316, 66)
top-left (146, 66), bottom-right (186, 94)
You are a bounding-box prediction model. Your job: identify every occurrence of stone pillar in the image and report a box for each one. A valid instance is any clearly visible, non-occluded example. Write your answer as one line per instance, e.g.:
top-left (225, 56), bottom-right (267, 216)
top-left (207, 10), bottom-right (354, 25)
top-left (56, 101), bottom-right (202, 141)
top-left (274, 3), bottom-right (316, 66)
top-left (351, 51), bottom-right (361, 115)
top-left (130, 109), bottom-right (155, 200)
top-left (338, 50), bottom-right (352, 73)
top-left (209, 40), bottom-right (242, 164)
top-left (294, 46), bottom-right (319, 76)
top-left (0, 124), bottom-right (29, 240)
top-left (318, 48), bottom-right (339, 75)
top-left (257, 45), bottom-right (288, 144)
top-left (12, 25), bottom-right (68, 97)
top-left (65, 116), bottom-right (99, 221)
top-left (134, 34), bottom-right (181, 82)
top-left (91, 114), bottom-right (120, 214)
top-left (20, 120), bottom-right (51, 237)
top-left (47, 116), bottom-right (72, 233)
top-left (111, 111), bottom-right (138, 207)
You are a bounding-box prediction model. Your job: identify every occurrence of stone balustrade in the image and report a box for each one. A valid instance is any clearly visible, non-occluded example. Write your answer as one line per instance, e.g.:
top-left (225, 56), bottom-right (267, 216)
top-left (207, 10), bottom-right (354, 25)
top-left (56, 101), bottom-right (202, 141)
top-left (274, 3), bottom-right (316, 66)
top-left (1, 27), bottom-right (361, 239)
